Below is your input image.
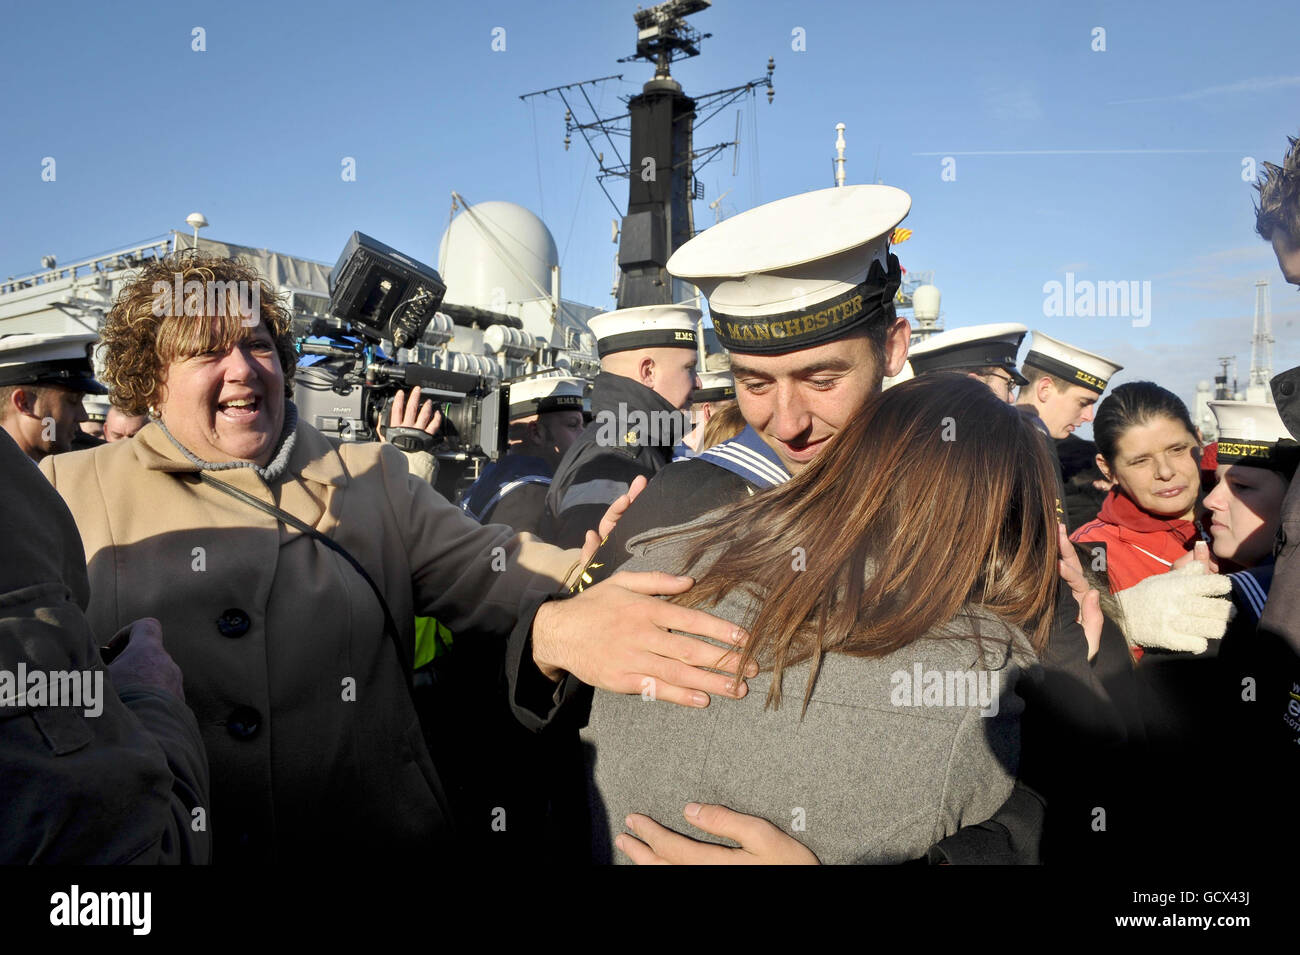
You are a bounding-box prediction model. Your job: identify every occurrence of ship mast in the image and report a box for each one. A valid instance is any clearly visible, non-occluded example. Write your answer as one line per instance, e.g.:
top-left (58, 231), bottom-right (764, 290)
top-left (1248, 278), bottom-right (1275, 403)
top-left (522, 0), bottom-right (774, 311)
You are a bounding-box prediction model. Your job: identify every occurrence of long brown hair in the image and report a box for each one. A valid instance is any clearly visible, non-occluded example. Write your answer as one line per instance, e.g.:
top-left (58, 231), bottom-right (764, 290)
top-left (667, 373), bottom-right (1060, 711)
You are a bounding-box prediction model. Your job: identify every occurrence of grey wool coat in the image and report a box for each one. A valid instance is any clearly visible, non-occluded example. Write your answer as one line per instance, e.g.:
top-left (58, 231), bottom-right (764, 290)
top-left (583, 516), bottom-right (1040, 865)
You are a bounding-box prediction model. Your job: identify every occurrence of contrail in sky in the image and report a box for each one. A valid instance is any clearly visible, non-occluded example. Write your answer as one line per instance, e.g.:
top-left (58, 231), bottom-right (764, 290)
top-left (911, 149), bottom-right (1239, 156)
top-left (1107, 75), bottom-right (1300, 105)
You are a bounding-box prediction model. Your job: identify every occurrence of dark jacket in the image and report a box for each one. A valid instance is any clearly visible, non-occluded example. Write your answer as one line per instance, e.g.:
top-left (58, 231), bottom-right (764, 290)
top-left (541, 373), bottom-right (681, 549)
top-left (1255, 366), bottom-right (1300, 755)
top-left (0, 429), bottom-right (211, 863)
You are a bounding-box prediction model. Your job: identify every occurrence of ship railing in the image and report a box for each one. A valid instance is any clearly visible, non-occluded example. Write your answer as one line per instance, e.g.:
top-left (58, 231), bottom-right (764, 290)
top-left (0, 237), bottom-right (176, 297)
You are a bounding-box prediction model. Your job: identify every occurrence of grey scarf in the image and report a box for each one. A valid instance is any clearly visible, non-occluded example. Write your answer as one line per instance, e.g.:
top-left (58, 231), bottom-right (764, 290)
top-left (155, 400), bottom-right (299, 484)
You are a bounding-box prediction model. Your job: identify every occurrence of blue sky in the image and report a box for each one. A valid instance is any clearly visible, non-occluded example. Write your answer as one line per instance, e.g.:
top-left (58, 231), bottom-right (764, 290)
top-left (3, 0), bottom-right (1297, 416)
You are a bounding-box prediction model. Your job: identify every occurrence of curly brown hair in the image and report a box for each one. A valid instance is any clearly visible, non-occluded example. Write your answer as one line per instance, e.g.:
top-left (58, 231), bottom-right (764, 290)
top-left (99, 251), bottom-right (296, 415)
top-left (1255, 132), bottom-right (1300, 244)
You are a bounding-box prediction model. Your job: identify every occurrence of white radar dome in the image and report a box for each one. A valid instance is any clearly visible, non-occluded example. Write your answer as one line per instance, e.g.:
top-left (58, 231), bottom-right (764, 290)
top-left (437, 201), bottom-right (559, 311)
top-left (912, 285), bottom-right (941, 323)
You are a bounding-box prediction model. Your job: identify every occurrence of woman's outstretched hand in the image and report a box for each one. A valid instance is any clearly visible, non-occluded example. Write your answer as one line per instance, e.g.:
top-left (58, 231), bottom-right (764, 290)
top-left (615, 804), bottom-right (820, 865)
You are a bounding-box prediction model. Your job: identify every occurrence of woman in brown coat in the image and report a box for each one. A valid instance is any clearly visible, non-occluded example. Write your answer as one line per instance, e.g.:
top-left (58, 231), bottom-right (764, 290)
top-left (41, 252), bottom-right (751, 863)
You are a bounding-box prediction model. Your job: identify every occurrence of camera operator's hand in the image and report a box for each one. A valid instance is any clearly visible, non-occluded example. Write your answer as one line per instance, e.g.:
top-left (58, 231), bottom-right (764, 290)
top-left (384, 386), bottom-right (442, 440)
top-left (107, 618), bottom-right (185, 702)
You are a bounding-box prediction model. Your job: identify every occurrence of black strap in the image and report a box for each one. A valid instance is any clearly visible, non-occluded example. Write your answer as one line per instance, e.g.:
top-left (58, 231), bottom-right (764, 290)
top-left (194, 471), bottom-right (411, 687)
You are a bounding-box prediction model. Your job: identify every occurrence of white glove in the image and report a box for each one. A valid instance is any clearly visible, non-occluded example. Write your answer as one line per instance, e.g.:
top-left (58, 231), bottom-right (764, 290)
top-left (1114, 563), bottom-right (1235, 654)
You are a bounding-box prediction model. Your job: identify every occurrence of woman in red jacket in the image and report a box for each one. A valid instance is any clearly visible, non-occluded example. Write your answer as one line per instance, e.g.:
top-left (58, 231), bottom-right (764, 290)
top-left (1071, 382), bottom-right (1207, 591)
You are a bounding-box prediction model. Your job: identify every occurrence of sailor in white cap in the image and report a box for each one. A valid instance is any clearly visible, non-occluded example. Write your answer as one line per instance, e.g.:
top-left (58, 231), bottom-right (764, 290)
top-left (907, 323), bottom-right (1029, 404)
top-left (574, 185), bottom-right (912, 568)
top-left (675, 370), bottom-right (737, 459)
top-left (1017, 331), bottom-right (1123, 440)
top-left (76, 393), bottom-right (112, 447)
top-left (540, 304), bottom-right (701, 548)
top-left (1204, 401), bottom-right (1298, 631)
top-left (460, 375), bottom-right (588, 536)
top-left (0, 332), bottom-right (108, 463)
top-left (1013, 330), bottom-right (1123, 520)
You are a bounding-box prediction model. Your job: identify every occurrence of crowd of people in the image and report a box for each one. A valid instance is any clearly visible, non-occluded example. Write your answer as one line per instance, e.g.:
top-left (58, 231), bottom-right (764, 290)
top-left (2, 132), bottom-right (1298, 866)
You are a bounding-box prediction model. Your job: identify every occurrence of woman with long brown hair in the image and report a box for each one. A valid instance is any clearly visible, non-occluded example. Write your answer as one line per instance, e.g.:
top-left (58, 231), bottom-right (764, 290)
top-left (582, 373), bottom-right (1062, 863)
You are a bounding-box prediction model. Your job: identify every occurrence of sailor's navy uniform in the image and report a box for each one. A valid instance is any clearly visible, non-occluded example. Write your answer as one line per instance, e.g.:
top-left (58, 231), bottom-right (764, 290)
top-left (459, 375), bottom-right (587, 536)
top-left (540, 305), bottom-right (700, 549)
top-left (460, 454), bottom-right (555, 536)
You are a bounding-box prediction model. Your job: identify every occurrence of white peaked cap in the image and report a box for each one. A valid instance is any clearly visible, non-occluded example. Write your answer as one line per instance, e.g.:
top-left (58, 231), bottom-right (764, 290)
top-left (908, 322), bottom-right (1030, 385)
top-left (691, 371), bottom-right (735, 403)
top-left (1209, 400), bottom-right (1297, 470)
top-left (82, 394), bottom-right (112, 419)
top-left (667, 185), bottom-right (911, 354)
top-left (587, 304), bottom-right (701, 357)
top-left (1022, 330), bottom-right (1122, 394)
top-left (0, 331), bottom-right (108, 394)
top-left (507, 375), bottom-right (588, 419)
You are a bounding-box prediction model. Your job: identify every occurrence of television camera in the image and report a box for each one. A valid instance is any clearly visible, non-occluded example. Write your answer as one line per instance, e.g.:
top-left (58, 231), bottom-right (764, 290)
top-left (294, 232), bottom-right (509, 496)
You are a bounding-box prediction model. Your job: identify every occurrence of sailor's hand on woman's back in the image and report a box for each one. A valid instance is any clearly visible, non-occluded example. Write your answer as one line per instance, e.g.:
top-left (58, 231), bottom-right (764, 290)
top-left (615, 803), bottom-right (820, 865)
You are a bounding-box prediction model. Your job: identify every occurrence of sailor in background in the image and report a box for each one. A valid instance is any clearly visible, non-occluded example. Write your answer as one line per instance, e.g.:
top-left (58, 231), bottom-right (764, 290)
top-left (0, 332), bottom-right (108, 463)
top-left (78, 393), bottom-right (111, 446)
top-left (674, 370), bottom-right (736, 460)
top-left (1016, 330), bottom-right (1123, 501)
top-left (460, 375), bottom-right (587, 535)
top-left (906, 322), bottom-right (1028, 403)
top-left (541, 306), bottom-right (701, 548)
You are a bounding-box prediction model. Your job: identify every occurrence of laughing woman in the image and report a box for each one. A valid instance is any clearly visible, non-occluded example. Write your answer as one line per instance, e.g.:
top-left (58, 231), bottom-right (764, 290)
top-left (37, 252), bottom-right (752, 864)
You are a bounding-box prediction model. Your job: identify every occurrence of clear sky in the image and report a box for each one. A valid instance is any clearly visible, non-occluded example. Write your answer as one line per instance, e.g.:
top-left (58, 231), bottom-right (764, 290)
top-left (3, 0), bottom-right (1297, 419)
